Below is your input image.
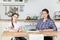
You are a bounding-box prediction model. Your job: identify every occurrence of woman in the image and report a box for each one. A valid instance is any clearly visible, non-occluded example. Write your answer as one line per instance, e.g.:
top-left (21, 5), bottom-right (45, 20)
top-left (8, 13), bottom-right (26, 40)
top-left (36, 9), bottom-right (57, 40)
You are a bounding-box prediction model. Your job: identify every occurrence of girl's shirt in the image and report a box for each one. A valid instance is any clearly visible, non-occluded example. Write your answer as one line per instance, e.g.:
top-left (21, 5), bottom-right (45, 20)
top-left (9, 22), bottom-right (22, 29)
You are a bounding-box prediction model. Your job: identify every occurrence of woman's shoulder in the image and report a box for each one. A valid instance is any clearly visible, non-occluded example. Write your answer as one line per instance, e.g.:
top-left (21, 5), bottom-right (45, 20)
top-left (37, 18), bottom-right (43, 22)
top-left (8, 22), bottom-right (12, 26)
top-left (17, 22), bottom-right (23, 25)
top-left (48, 19), bottom-right (54, 23)
top-left (38, 18), bottom-right (43, 21)
top-left (9, 22), bottom-right (12, 24)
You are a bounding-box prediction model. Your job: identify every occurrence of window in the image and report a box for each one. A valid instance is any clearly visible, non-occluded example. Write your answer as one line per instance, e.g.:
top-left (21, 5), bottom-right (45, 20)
top-left (19, 0), bottom-right (23, 2)
top-left (8, 0), bottom-right (11, 2)
top-left (3, 0), bottom-right (11, 2)
top-left (3, 0), bottom-right (7, 2)
top-left (15, 0), bottom-right (23, 2)
top-left (24, 0), bottom-right (28, 3)
top-left (15, 0), bottom-right (18, 2)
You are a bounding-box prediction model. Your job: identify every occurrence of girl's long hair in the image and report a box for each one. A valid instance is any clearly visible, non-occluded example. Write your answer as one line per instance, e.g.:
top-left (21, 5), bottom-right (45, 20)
top-left (11, 13), bottom-right (19, 28)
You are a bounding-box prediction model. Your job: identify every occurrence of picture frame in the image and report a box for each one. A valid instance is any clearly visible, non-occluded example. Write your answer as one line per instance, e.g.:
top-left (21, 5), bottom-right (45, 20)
top-left (5, 5), bottom-right (24, 17)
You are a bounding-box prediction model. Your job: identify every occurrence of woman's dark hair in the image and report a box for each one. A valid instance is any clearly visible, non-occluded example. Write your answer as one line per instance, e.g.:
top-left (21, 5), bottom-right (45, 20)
top-left (11, 13), bottom-right (19, 17)
top-left (11, 13), bottom-right (19, 28)
top-left (42, 8), bottom-right (51, 19)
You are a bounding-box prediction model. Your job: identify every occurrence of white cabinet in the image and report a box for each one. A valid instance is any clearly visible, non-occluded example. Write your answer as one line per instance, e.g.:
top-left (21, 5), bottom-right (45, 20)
top-left (1, 0), bottom-right (24, 3)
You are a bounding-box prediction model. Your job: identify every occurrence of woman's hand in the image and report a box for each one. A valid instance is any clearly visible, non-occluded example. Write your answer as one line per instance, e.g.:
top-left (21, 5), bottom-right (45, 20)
top-left (40, 29), bottom-right (54, 31)
top-left (19, 30), bottom-right (23, 32)
top-left (8, 27), bottom-right (23, 32)
top-left (14, 29), bottom-right (19, 32)
top-left (18, 27), bottom-right (23, 32)
top-left (8, 29), bottom-right (19, 32)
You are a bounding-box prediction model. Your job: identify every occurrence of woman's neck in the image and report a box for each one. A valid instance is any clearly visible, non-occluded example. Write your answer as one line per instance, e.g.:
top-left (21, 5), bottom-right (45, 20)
top-left (43, 18), bottom-right (47, 22)
top-left (13, 21), bottom-right (17, 23)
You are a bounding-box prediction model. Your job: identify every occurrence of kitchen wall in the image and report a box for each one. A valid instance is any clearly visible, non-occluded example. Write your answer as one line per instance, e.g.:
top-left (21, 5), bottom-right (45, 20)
top-left (0, 0), bottom-right (60, 19)
top-left (0, 0), bottom-right (60, 30)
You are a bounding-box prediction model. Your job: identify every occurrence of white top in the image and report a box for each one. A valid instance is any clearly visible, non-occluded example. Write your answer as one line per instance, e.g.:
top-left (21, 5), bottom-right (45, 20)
top-left (9, 22), bottom-right (22, 29)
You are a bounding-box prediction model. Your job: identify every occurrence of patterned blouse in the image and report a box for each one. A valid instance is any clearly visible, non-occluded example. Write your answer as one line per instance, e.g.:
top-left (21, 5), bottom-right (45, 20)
top-left (36, 18), bottom-right (57, 31)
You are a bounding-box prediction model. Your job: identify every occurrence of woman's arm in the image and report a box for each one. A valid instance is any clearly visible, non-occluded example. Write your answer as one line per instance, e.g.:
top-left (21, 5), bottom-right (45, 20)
top-left (8, 26), bottom-right (13, 29)
top-left (49, 20), bottom-right (57, 31)
top-left (42, 20), bottom-right (57, 31)
top-left (41, 29), bottom-right (54, 31)
top-left (18, 26), bottom-right (24, 32)
top-left (36, 19), bottom-right (41, 30)
top-left (8, 26), bottom-right (19, 32)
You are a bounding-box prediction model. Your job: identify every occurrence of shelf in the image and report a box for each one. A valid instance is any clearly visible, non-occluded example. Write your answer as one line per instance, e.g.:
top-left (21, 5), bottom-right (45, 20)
top-left (0, 19), bottom-right (38, 22)
top-left (0, 19), bottom-right (60, 22)
top-left (54, 19), bottom-right (60, 22)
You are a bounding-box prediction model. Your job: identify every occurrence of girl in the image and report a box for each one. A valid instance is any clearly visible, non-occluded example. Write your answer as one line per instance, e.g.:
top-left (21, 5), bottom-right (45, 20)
top-left (8, 13), bottom-right (26, 40)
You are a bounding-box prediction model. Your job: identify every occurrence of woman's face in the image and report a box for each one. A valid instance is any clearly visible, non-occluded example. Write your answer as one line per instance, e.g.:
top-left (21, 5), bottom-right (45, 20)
top-left (42, 11), bottom-right (48, 19)
top-left (12, 15), bottom-right (18, 22)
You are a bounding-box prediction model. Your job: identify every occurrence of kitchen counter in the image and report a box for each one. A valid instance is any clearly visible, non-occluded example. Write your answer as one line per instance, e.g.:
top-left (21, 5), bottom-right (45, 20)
top-left (0, 19), bottom-right (60, 22)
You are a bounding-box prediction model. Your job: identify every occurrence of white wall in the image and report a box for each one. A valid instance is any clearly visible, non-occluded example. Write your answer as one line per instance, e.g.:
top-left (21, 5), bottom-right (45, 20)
top-left (0, 0), bottom-right (60, 19)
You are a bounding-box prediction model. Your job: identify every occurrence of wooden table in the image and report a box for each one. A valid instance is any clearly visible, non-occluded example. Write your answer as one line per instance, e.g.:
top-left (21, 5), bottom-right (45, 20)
top-left (2, 31), bottom-right (60, 37)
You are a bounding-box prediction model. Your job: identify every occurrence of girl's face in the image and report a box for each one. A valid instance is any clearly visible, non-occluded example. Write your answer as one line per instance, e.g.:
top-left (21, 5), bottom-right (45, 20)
top-left (42, 11), bottom-right (48, 19)
top-left (12, 15), bottom-right (18, 22)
